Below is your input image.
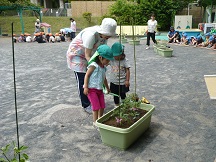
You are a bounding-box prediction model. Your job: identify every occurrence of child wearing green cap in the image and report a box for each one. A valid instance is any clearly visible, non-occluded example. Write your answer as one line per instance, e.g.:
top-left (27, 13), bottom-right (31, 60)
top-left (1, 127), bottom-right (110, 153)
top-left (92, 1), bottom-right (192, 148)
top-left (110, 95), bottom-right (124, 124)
top-left (110, 42), bottom-right (130, 106)
top-left (83, 45), bottom-right (113, 126)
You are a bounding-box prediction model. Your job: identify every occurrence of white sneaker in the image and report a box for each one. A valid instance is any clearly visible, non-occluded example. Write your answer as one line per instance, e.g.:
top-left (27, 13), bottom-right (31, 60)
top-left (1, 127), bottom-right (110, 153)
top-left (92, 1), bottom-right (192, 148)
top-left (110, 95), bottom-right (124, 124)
top-left (84, 105), bottom-right (92, 114)
top-left (146, 46), bottom-right (150, 50)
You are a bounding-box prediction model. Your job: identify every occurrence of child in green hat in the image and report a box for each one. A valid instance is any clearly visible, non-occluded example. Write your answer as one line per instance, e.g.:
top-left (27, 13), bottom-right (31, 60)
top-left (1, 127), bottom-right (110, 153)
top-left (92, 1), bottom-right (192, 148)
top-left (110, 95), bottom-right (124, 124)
top-left (83, 44), bottom-right (113, 127)
top-left (110, 42), bottom-right (131, 106)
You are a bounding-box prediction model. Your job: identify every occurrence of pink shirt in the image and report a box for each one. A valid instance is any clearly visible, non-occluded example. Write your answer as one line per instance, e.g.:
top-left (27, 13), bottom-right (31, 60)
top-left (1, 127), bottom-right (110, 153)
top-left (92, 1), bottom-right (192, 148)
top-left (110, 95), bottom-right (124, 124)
top-left (66, 26), bottom-right (107, 72)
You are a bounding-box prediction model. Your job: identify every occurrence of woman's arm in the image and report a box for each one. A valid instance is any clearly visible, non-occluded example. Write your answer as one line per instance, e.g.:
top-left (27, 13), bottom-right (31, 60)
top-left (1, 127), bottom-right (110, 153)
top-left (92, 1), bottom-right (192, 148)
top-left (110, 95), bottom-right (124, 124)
top-left (85, 48), bottom-right (93, 61)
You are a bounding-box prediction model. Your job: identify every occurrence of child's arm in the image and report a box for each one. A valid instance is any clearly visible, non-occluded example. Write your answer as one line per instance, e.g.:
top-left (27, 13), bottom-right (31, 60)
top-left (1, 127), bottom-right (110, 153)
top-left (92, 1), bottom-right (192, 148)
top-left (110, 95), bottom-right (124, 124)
top-left (83, 66), bottom-right (95, 95)
top-left (125, 68), bottom-right (130, 87)
top-left (104, 77), bottom-right (110, 93)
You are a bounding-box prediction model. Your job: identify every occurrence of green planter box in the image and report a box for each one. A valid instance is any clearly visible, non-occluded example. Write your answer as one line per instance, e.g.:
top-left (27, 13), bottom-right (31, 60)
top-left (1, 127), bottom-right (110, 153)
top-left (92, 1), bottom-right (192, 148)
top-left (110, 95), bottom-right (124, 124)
top-left (153, 45), bottom-right (167, 54)
top-left (157, 48), bottom-right (173, 57)
top-left (96, 103), bottom-right (155, 150)
top-left (128, 40), bottom-right (140, 45)
top-left (153, 45), bottom-right (158, 53)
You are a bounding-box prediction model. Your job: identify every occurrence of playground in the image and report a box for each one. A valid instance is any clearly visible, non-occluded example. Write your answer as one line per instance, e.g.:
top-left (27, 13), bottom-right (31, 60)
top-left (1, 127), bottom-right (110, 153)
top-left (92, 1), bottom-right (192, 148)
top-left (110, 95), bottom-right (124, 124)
top-left (0, 36), bottom-right (215, 161)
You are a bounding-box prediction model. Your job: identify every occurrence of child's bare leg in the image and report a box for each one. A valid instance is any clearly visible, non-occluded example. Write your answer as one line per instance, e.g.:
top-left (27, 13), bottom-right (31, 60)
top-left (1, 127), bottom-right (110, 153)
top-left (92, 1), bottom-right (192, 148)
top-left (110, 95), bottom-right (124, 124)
top-left (93, 110), bottom-right (98, 122)
top-left (98, 108), bottom-right (104, 119)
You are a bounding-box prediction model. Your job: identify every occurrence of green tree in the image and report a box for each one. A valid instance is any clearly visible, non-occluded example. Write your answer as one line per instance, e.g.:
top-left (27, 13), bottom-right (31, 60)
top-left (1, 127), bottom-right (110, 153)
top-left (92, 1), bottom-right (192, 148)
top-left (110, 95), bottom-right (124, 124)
top-left (109, 0), bottom-right (194, 31)
top-left (0, 0), bottom-right (38, 7)
top-left (109, 0), bottom-right (137, 24)
top-left (197, 0), bottom-right (216, 22)
top-left (0, 0), bottom-right (12, 6)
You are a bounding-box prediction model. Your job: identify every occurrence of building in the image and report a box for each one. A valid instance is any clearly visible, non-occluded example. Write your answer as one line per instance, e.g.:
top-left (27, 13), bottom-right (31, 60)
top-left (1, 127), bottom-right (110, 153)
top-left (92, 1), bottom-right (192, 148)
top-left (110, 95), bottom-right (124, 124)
top-left (30, 0), bottom-right (65, 8)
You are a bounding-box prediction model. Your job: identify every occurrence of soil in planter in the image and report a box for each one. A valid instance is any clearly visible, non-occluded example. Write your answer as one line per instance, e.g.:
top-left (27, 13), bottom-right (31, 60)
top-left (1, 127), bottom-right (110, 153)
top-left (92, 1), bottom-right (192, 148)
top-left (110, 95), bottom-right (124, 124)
top-left (102, 108), bottom-right (148, 128)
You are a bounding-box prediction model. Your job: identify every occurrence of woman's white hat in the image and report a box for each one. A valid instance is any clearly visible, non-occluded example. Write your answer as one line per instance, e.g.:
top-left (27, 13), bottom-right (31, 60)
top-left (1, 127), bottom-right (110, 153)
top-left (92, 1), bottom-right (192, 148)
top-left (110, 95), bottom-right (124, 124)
top-left (97, 18), bottom-right (117, 36)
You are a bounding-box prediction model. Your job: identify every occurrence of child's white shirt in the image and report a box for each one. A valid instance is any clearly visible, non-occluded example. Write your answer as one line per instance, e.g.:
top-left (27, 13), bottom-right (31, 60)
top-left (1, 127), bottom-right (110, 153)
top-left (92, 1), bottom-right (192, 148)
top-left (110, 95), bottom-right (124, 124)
top-left (87, 62), bottom-right (106, 90)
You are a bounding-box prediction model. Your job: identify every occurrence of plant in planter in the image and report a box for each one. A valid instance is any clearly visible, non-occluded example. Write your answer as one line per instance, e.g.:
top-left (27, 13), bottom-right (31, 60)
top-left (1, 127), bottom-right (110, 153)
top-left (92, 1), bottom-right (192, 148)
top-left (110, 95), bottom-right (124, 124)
top-left (0, 142), bottom-right (29, 162)
top-left (103, 93), bottom-right (146, 128)
top-left (96, 96), bottom-right (155, 150)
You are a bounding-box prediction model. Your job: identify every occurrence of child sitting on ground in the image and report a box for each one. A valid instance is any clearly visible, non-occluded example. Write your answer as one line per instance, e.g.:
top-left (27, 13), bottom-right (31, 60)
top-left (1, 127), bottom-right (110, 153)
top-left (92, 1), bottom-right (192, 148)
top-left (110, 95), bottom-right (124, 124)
top-left (190, 35), bottom-right (203, 47)
top-left (201, 33), bottom-right (211, 47)
top-left (181, 33), bottom-right (190, 45)
top-left (45, 33), bottom-right (50, 42)
top-left (55, 33), bottom-right (61, 42)
top-left (173, 31), bottom-right (181, 43)
top-left (207, 33), bottom-right (216, 49)
top-left (18, 34), bottom-right (25, 43)
top-left (211, 33), bottom-right (216, 49)
top-left (25, 34), bottom-right (32, 43)
top-left (13, 34), bottom-right (17, 43)
top-left (60, 32), bottom-right (65, 42)
top-left (83, 45), bottom-right (113, 127)
top-left (49, 33), bottom-right (55, 43)
top-left (110, 42), bottom-right (130, 106)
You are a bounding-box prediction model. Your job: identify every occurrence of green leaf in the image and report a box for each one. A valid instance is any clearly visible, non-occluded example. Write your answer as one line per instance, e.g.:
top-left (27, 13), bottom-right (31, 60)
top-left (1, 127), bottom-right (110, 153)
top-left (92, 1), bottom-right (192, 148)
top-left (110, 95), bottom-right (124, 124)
top-left (22, 153), bottom-right (29, 160)
top-left (11, 158), bottom-right (18, 162)
top-left (20, 158), bottom-right (25, 162)
top-left (0, 157), bottom-right (7, 162)
top-left (14, 147), bottom-right (20, 154)
top-left (1, 144), bottom-right (10, 153)
top-left (19, 146), bottom-right (28, 151)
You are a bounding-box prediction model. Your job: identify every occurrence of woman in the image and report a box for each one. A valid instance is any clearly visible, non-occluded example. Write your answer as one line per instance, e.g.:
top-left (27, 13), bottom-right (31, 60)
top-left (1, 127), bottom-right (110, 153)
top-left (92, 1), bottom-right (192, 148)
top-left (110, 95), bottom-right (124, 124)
top-left (35, 19), bottom-right (41, 33)
top-left (66, 18), bottom-right (117, 114)
top-left (70, 18), bottom-right (76, 41)
top-left (146, 14), bottom-right (157, 49)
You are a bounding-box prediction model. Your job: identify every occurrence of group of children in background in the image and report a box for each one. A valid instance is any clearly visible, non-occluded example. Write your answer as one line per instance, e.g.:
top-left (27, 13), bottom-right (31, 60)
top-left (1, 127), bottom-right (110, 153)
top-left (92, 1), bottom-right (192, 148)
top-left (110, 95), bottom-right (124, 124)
top-left (167, 26), bottom-right (216, 50)
top-left (13, 31), bottom-right (68, 43)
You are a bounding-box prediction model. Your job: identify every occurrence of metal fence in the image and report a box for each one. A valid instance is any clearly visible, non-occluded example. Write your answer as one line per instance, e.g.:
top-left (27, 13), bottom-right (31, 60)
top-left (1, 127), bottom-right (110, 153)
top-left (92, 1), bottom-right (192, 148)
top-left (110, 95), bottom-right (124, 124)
top-left (0, 8), bottom-right (68, 17)
top-left (42, 8), bottom-right (67, 17)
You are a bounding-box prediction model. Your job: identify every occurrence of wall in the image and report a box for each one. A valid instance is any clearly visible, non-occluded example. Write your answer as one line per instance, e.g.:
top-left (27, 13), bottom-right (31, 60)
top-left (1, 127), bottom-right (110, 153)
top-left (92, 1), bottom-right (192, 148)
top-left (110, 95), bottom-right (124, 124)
top-left (71, 1), bottom-right (115, 17)
top-left (177, 5), bottom-right (203, 28)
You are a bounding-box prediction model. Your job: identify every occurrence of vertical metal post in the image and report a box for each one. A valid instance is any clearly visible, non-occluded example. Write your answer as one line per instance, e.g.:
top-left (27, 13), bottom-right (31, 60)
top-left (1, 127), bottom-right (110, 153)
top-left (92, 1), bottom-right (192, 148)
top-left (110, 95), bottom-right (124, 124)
top-left (131, 19), bottom-right (137, 95)
top-left (118, 22), bottom-right (122, 118)
top-left (18, 8), bottom-right (24, 34)
top-left (12, 22), bottom-right (21, 162)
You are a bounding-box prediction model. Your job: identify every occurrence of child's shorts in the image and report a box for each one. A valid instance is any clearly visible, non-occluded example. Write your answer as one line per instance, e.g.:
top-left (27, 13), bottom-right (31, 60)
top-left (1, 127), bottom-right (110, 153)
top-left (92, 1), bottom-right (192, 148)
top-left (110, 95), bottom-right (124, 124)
top-left (88, 88), bottom-right (105, 111)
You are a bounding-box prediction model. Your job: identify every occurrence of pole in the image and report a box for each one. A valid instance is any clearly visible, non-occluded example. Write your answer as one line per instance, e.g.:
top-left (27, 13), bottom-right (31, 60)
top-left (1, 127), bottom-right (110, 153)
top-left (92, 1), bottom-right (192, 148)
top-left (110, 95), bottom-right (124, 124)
top-left (188, 3), bottom-right (189, 16)
top-left (131, 19), bottom-right (136, 95)
top-left (118, 22), bottom-right (121, 118)
top-left (12, 22), bottom-right (21, 162)
top-left (211, 0), bottom-right (213, 23)
top-left (18, 8), bottom-right (24, 34)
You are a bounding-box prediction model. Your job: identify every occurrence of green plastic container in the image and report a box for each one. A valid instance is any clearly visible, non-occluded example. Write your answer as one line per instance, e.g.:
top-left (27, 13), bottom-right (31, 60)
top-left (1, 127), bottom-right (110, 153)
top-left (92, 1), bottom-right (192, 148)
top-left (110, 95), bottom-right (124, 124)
top-left (128, 39), bottom-right (140, 45)
top-left (157, 48), bottom-right (173, 57)
top-left (153, 45), bottom-right (158, 53)
top-left (96, 103), bottom-right (155, 150)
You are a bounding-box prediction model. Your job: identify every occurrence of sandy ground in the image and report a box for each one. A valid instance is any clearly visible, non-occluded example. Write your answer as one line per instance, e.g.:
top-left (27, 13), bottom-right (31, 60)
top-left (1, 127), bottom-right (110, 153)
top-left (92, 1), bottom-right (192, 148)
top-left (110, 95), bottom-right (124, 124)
top-left (0, 37), bottom-right (216, 162)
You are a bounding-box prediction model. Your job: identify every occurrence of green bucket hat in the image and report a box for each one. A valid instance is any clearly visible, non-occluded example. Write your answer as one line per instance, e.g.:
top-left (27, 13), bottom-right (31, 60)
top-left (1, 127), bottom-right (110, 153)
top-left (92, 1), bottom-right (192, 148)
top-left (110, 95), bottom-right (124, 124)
top-left (97, 44), bottom-right (113, 60)
top-left (111, 42), bottom-right (124, 56)
top-left (88, 44), bottom-right (113, 65)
